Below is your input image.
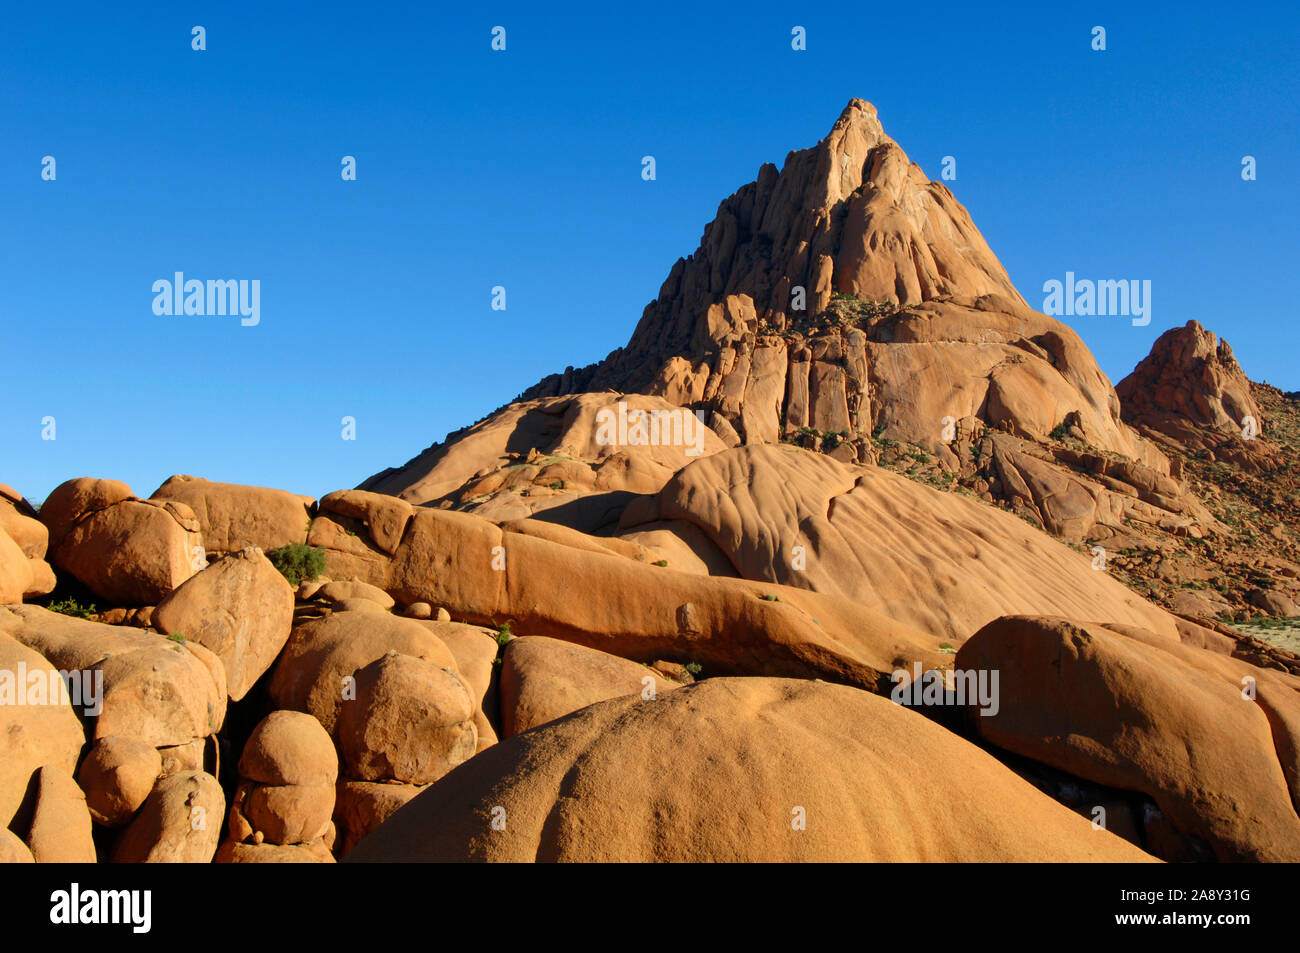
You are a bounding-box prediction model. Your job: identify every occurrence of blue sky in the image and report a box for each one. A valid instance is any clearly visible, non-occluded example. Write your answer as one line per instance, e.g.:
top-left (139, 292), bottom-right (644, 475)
top-left (1, 1), bottom-right (1296, 504)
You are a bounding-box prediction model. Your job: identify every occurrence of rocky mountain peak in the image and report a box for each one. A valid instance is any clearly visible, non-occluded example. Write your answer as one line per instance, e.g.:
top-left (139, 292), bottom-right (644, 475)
top-left (804, 97), bottom-right (891, 206)
top-left (525, 98), bottom-right (1026, 400)
top-left (1118, 319), bottom-right (1263, 443)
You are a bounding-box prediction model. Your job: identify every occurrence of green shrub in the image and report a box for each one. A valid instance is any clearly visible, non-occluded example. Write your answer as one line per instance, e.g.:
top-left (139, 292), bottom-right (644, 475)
top-left (495, 621), bottom-right (514, 647)
top-left (48, 597), bottom-right (96, 619)
top-left (652, 559), bottom-right (668, 567)
top-left (684, 661), bottom-right (703, 678)
top-left (266, 543), bottom-right (327, 586)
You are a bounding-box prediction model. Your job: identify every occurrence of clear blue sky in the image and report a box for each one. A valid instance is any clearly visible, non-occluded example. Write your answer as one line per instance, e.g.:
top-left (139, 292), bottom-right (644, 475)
top-left (2, 1), bottom-right (1296, 504)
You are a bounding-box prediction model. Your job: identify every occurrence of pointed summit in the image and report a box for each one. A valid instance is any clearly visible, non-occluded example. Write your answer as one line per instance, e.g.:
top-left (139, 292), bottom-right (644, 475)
top-left (526, 98), bottom-right (1025, 398)
top-left (1117, 320), bottom-right (1265, 450)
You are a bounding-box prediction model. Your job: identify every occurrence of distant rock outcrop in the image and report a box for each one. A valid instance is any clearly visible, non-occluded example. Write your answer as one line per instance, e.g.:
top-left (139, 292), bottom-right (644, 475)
top-left (1118, 320), bottom-right (1263, 451)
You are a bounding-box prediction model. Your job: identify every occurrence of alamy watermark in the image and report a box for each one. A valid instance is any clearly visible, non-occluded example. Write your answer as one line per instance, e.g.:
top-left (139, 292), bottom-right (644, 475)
top-left (1042, 272), bottom-right (1150, 327)
top-left (890, 662), bottom-right (1000, 716)
top-left (0, 662), bottom-right (103, 716)
top-left (152, 272), bottom-right (260, 326)
top-left (50, 884), bottom-right (150, 933)
top-left (594, 401), bottom-right (709, 457)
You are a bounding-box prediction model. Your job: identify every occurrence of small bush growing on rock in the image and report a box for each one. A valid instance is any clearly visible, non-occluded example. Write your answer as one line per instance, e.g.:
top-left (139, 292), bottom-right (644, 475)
top-left (495, 621), bottom-right (514, 647)
top-left (48, 597), bottom-right (97, 619)
top-left (266, 543), bottom-right (327, 586)
top-left (653, 559), bottom-right (668, 567)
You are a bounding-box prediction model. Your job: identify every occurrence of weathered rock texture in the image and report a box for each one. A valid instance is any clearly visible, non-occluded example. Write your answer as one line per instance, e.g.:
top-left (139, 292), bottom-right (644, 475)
top-left (1118, 320), bottom-right (1262, 451)
top-left (500, 636), bottom-right (681, 736)
top-left (150, 475), bottom-right (313, 554)
top-left (0, 605), bottom-right (226, 748)
top-left (153, 547), bottom-right (294, 701)
top-left (347, 678), bottom-right (1156, 862)
top-left (40, 478), bottom-right (202, 605)
top-left (958, 615), bottom-right (1300, 862)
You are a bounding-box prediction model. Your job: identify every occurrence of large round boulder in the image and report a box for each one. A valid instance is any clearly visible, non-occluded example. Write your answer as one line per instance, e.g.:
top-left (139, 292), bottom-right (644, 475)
top-left (150, 475), bottom-right (313, 555)
top-left (956, 615), bottom-right (1300, 862)
top-left (347, 677), bottom-right (1155, 862)
top-left (269, 610), bottom-right (457, 735)
top-left (78, 736), bottom-right (164, 827)
top-left (224, 711), bottom-right (338, 849)
top-left (111, 770), bottom-right (225, 863)
top-left (337, 654), bottom-right (477, 784)
top-left (153, 547), bottom-right (295, 701)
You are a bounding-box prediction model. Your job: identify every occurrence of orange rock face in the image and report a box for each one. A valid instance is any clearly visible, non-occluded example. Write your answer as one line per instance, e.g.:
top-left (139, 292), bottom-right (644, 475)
top-left (1118, 320), bottom-right (1263, 449)
top-left (500, 636), bottom-right (681, 736)
top-left (111, 770), bottom-right (225, 863)
top-left (0, 525), bottom-right (35, 604)
top-left (40, 478), bottom-right (202, 605)
top-left (0, 484), bottom-right (55, 601)
top-left (337, 654), bottom-right (477, 785)
top-left (625, 444), bottom-right (1180, 641)
top-left (153, 547), bottom-right (295, 701)
top-left (1, 605), bottom-right (226, 749)
top-left (346, 678), bottom-right (1156, 863)
top-left (24, 767), bottom-right (97, 863)
top-left (0, 631), bottom-right (86, 828)
top-left (150, 475), bottom-right (314, 555)
top-left (78, 736), bottom-right (163, 828)
top-left (268, 609), bottom-right (459, 736)
top-left (225, 711), bottom-right (337, 851)
top-left (957, 615), bottom-right (1300, 861)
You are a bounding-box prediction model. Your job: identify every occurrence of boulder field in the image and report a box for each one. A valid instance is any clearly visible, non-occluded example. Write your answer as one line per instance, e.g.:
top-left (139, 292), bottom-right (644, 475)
top-left (2, 447), bottom-right (1296, 863)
